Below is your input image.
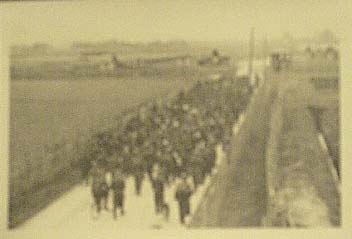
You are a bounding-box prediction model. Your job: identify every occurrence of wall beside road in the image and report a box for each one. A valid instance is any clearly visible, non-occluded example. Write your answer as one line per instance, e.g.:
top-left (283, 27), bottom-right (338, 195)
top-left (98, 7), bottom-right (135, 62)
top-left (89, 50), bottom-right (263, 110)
top-left (262, 82), bottom-right (340, 227)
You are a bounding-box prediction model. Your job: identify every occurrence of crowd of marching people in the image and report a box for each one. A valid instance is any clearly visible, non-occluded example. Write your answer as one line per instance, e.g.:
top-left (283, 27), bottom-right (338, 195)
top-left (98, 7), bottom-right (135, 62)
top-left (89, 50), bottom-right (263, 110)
top-left (79, 77), bottom-right (253, 224)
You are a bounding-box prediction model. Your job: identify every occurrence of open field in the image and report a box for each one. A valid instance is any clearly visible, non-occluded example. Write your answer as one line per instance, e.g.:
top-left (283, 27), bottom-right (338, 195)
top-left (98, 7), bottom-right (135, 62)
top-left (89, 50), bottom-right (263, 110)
top-left (10, 60), bottom-right (203, 80)
top-left (9, 45), bottom-right (238, 81)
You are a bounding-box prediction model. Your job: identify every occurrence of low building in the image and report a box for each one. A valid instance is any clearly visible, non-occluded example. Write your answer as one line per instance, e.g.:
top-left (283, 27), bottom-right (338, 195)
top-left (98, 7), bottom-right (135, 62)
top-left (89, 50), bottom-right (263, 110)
top-left (303, 43), bottom-right (339, 60)
top-left (198, 49), bottom-right (230, 66)
top-left (78, 52), bottom-right (123, 72)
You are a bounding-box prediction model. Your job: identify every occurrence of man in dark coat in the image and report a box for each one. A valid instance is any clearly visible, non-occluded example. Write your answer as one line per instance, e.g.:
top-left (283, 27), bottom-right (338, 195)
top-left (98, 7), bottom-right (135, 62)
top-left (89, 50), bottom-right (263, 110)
top-left (110, 170), bottom-right (126, 219)
top-left (90, 162), bottom-right (108, 213)
top-left (132, 156), bottom-right (144, 196)
top-left (152, 170), bottom-right (165, 214)
top-left (175, 174), bottom-right (193, 224)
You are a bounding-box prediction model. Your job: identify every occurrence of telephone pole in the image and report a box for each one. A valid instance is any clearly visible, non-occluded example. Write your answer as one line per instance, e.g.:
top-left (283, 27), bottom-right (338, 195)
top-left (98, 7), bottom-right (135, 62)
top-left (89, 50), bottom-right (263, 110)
top-left (248, 27), bottom-right (255, 80)
top-left (262, 35), bottom-right (268, 79)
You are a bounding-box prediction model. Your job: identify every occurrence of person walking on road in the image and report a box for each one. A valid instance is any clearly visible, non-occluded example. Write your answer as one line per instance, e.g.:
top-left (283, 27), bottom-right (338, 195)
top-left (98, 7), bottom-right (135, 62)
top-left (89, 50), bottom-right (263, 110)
top-left (133, 158), bottom-right (145, 196)
top-left (175, 173), bottom-right (193, 224)
top-left (152, 167), bottom-right (165, 214)
top-left (110, 169), bottom-right (126, 219)
top-left (90, 161), bottom-right (109, 215)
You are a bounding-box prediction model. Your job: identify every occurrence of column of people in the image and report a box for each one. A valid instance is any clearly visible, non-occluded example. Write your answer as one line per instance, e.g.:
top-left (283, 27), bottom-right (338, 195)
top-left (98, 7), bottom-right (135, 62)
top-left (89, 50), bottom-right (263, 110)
top-left (82, 78), bottom-right (252, 224)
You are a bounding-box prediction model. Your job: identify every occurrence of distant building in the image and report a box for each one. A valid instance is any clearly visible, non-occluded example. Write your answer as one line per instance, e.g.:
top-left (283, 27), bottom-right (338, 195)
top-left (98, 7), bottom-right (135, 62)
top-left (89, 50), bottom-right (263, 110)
top-left (303, 44), bottom-right (339, 60)
top-left (198, 49), bottom-right (230, 66)
top-left (325, 46), bottom-right (339, 60)
top-left (79, 52), bottom-right (124, 72)
top-left (137, 55), bottom-right (192, 67)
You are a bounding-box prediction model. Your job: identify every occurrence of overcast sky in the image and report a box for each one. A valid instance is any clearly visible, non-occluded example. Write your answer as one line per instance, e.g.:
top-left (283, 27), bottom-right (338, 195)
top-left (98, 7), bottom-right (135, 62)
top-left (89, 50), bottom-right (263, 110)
top-left (1, 0), bottom-right (346, 46)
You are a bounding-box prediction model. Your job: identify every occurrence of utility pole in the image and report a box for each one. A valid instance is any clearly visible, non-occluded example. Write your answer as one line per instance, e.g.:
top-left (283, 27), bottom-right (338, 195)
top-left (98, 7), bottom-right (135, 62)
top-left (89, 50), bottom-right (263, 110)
top-left (263, 36), bottom-right (268, 64)
top-left (248, 27), bottom-right (255, 80)
top-left (262, 35), bottom-right (268, 81)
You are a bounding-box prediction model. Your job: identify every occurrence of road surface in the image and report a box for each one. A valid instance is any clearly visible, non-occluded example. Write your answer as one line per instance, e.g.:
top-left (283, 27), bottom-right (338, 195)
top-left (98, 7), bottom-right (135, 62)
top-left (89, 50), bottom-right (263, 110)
top-left (7, 145), bottom-right (227, 238)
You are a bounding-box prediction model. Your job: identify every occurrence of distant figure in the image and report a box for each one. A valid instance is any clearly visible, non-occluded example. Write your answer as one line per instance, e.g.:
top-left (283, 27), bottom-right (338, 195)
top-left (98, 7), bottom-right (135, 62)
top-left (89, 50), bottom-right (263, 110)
top-left (175, 174), bottom-right (193, 224)
top-left (212, 49), bottom-right (219, 57)
top-left (110, 170), bottom-right (126, 219)
top-left (271, 53), bottom-right (281, 72)
top-left (79, 153), bottom-right (91, 185)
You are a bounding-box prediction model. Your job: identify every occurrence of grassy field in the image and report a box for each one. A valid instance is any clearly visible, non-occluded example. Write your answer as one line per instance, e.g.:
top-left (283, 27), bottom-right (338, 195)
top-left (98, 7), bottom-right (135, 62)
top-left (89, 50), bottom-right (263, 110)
top-left (9, 76), bottom-right (197, 227)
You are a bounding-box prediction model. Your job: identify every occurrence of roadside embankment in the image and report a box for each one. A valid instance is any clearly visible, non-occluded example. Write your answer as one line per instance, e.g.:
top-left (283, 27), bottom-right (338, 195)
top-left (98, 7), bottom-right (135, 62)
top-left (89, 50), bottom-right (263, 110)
top-left (263, 83), bottom-right (340, 227)
top-left (191, 75), bottom-right (277, 227)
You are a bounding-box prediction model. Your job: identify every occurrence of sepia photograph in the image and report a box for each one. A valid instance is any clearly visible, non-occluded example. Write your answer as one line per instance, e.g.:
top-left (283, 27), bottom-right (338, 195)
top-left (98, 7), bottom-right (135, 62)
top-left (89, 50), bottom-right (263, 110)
top-left (0, 0), bottom-right (349, 238)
